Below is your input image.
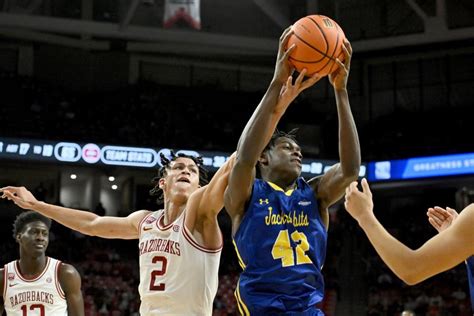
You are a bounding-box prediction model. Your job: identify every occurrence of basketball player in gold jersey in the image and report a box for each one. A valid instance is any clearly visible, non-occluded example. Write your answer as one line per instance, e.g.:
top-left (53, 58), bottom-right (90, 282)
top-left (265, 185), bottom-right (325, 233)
top-left (0, 211), bottom-right (84, 315)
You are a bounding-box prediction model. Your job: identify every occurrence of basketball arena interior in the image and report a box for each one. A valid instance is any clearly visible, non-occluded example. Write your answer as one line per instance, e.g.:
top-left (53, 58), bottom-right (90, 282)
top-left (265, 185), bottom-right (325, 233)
top-left (0, 0), bottom-right (473, 315)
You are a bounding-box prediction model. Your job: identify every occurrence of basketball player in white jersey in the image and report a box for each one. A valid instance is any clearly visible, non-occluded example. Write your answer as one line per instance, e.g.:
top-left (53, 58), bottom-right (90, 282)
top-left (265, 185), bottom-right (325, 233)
top-left (1, 153), bottom-right (235, 315)
top-left (0, 211), bottom-right (84, 315)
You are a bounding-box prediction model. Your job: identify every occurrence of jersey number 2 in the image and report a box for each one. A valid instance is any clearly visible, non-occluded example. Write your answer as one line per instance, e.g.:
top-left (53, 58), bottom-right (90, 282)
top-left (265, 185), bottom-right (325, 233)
top-left (149, 256), bottom-right (168, 291)
top-left (271, 229), bottom-right (312, 267)
top-left (21, 304), bottom-right (45, 316)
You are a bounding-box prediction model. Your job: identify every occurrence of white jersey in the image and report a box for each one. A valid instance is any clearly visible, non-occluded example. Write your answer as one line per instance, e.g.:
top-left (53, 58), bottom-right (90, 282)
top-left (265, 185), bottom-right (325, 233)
top-left (138, 209), bottom-right (222, 315)
top-left (3, 257), bottom-right (67, 316)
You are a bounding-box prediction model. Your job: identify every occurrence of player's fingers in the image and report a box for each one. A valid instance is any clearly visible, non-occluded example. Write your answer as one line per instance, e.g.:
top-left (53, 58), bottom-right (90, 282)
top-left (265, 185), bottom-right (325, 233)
top-left (446, 207), bottom-right (459, 217)
top-left (349, 181), bottom-right (359, 194)
top-left (282, 44), bottom-right (296, 61)
top-left (429, 213), bottom-right (444, 226)
top-left (300, 74), bottom-right (321, 91)
top-left (4, 191), bottom-right (17, 200)
top-left (0, 186), bottom-right (17, 192)
top-left (428, 217), bottom-right (441, 231)
top-left (280, 28), bottom-right (294, 51)
top-left (341, 43), bottom-right (350, 60)
top-left (344, 39), bottom-right (353, 55)
top-left (295, 69), bottom-right (307, 86)
top-left (361, 178), bottom-right (372, 196)
top-left (432, 206), bottom-right (449, 218)
top-left (279, 26), bottom-right (292, 42)
top-left (333, 58), bottom-right (345, 70)
top-left (428, 209), bottom-right (446, 223)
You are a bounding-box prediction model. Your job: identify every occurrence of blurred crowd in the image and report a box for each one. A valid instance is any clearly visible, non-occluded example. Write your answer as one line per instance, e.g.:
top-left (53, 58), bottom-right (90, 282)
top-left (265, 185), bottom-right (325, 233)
top-left (1, 71), bottom-right (473, 161)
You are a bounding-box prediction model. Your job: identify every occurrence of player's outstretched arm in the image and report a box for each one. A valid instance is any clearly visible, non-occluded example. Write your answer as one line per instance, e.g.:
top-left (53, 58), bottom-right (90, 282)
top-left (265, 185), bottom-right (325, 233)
top-left (225, 27), bottom-right (321, 218)
top-left (344, 179), bottom-right (474, 285)
top-left (59, 264), bottom-right (84, 316)
top-left (1, 186), bottom-right (148, 239)
top-left (310, 39), bottom-right (360, 217)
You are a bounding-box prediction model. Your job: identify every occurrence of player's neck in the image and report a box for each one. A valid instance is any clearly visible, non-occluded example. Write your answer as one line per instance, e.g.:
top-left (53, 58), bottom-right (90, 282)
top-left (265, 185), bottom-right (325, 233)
top-left (163, 200), bottom-right (186, 225)
top-left (264, 174), bottom-right (297, 192)
top-left (18, 255), bottom-right (47, 277)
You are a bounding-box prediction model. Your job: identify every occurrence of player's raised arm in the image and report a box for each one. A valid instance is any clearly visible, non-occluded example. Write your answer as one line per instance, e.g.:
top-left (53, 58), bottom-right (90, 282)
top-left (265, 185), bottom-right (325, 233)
top-left (225, 27), bottom-right (320, 221)
top-left (344, 179), bottom-right (474, 285)
top-left (309, 39), bottom-right (360, 219)
top-left (59, 263), bottom-right (85, 316)
top-left (192, 153), bottom-right (236, 218)
top-left (1, 186), bottom-right (148, 239)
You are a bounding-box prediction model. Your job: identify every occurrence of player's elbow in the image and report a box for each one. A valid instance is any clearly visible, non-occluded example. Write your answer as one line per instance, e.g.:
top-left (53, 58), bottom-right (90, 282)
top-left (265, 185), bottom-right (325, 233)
top-left (399, 272), bottom-right (422, 286)
top-left (342, 165), bottom-right (360, 182)
top-left (395, 258), bottom-right (425, 286)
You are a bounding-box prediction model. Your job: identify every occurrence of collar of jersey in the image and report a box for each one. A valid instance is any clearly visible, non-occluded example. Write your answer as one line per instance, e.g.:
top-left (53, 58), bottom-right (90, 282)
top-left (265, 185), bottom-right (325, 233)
top-left (266, 181), bottom-right (295, 196)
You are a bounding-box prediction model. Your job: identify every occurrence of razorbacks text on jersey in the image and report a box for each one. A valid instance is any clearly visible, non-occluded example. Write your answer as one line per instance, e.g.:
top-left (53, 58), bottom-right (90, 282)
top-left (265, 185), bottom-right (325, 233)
top-left (3, 257), bottom-right (67, 316)
top-left (233, 178), bottom-right (327, 315)
top-left (138, 209), bottom-right (222, 315)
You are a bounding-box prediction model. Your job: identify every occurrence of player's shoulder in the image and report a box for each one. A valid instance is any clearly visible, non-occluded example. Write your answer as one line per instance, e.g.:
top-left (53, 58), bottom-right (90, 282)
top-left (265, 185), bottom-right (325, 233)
top-left (58, 262), bottom-right (80, 281)
top-left (130, 209), bottom-right (153, 223)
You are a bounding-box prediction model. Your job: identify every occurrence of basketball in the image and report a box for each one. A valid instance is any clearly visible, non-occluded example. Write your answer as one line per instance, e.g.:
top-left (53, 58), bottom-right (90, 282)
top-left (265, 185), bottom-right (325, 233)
top-left (286, 15), bottom-right (346, 77)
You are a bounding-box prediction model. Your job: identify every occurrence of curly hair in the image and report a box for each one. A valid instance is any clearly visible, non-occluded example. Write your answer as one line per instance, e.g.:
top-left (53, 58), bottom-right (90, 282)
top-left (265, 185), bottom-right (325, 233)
top-left (256, 129), bottom-right (300, 177)
top-left (262, 128), bottom-right (299, 153)
top-left (13, 211), bottom-right (51, 240)
top-left (150, 151), bottom-right (209, 205)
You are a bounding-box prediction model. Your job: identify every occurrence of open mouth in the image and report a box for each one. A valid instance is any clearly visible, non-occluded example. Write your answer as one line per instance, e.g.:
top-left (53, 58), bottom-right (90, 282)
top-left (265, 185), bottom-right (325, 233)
top-left (177, 177), bottom-right (191, 183)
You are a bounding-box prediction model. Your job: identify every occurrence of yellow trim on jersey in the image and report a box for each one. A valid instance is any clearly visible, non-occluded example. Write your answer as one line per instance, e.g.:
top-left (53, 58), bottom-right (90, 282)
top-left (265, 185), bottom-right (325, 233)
top-left (232, 239), bottom-right (246, 270)
top-left (267, 181), bottom-right (295, 196)
top-left (234, 280), bottom-right (250, 316)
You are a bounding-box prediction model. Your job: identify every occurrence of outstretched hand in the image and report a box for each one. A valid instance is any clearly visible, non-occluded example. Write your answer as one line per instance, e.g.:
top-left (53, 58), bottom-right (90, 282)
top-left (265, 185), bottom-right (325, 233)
top-left (277, 69), bottom-right (321, 112)
top-left (344, 178), bottom-right (374, 223)
top-left (272, 26), bottom-right (322, 113)
top-left (427, 206), bottom-right (458, 233)
top-left (0, 186), bottom-right (39, 210)
top-left (329, 39), bottom-right (352, 90)
top-left (272, 26), bottom-right (296, 84)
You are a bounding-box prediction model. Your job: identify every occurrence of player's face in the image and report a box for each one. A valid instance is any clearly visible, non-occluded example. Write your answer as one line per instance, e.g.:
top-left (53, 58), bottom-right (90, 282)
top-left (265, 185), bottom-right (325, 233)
top-left (162, 157), bottom-right (200, 199)
top-left (17, 221), bottom-right (49, 257)
top-left (267, 137), bottom-right (303, 178)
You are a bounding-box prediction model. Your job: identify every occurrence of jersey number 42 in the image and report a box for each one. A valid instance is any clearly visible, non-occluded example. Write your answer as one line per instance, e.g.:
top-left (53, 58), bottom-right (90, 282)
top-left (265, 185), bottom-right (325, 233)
top-left (271, 229), bottom-right (312, 267)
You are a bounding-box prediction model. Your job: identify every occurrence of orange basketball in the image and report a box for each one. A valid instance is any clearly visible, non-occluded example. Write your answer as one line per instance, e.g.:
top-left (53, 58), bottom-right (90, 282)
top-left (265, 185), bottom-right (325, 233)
top-left (286, 15), bottom-right (346, 77)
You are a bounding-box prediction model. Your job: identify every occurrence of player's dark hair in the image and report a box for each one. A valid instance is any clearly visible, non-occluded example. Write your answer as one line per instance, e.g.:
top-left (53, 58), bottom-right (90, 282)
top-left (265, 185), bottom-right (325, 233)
top-left (262, 128), bottom-right (299, 154)
top-left (256, 129), bottom-right (300, 177)
top-left (150, 151), bottom-right (209, 204)
top-left (13, 211), bottom-right (51, 240)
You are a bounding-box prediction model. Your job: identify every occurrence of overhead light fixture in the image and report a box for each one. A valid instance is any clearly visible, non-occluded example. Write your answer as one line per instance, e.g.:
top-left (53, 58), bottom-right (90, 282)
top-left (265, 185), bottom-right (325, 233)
top-left (111, 184), bottom-right (118, 190)
top-left (108, 176), bottom-right (115, 182)
top-left (70, 174), bottom-right (77, 180)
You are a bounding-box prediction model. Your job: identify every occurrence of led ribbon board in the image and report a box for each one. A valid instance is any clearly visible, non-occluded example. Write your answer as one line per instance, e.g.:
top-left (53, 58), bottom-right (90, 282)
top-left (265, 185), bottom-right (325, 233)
top-left (0, 137), bottom-right (362, 178)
